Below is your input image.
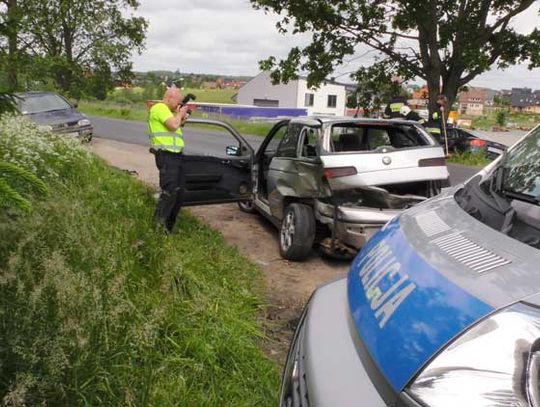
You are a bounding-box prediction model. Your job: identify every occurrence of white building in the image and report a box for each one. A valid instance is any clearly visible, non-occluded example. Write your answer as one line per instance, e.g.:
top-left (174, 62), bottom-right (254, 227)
top-left (237, 71), bottom-right (347, 116)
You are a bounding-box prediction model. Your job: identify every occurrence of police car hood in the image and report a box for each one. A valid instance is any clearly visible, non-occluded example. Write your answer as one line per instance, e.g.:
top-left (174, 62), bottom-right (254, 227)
top-left (347, 191), bottom-right (540, 392)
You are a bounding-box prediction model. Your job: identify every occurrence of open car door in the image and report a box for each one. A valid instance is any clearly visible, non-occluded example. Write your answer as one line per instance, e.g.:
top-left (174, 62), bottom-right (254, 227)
top-left (180, 119), bottom-right (253, 206)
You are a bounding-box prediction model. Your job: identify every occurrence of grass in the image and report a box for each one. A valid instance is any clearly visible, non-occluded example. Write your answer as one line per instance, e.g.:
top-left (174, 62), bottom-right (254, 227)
top-left (468, 111), bottom-right (540, 131)
top-left (111, 87), bottom-right (237, 105)
top-left (447, 150), bottom-right (490, 167)
top-left (0, 121), bottom-right (279, 405)
top-left (79, 100), bottom-right (275, 137)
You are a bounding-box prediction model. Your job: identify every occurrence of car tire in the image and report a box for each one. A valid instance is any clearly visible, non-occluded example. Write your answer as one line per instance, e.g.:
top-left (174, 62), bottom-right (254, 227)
top-left (279, 203), bottom-right (315, 261)
top-left (237, 200), bottom-right (256, 214)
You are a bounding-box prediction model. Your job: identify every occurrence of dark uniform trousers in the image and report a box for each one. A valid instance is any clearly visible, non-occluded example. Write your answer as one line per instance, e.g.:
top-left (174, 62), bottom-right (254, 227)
top-left (154, 150), bottom-right (185, 231)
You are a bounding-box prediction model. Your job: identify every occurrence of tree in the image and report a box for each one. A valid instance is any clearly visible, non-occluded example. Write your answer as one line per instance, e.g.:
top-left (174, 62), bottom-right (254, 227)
top-left (251, 0), bottom-right (540, 119)
top-left (0, 0), bottom-right (22, 90)
top-left (1, 0), bottom-right (147, 97)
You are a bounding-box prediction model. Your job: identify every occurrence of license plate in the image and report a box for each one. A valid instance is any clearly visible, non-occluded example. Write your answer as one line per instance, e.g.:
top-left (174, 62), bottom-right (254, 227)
top-left (65, 131), bottom-right (79, 137)
top-left (487, 146), bottom-right (503, 155)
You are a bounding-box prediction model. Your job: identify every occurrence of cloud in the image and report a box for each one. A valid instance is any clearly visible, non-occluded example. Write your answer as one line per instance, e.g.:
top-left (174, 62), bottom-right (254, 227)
top-left (132, 0), bottom-right (540, 89)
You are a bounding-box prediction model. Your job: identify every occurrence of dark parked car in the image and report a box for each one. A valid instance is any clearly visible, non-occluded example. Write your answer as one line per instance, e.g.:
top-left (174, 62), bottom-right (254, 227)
top-left (432, 126), bottom-right (507, 159)
top-left (15, 91), bottom-right (93, 142)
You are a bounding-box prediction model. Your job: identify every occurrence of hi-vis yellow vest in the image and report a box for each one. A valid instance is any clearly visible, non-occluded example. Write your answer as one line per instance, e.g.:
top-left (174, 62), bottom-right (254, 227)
top-left (148, 102), bottom-right (184, 153)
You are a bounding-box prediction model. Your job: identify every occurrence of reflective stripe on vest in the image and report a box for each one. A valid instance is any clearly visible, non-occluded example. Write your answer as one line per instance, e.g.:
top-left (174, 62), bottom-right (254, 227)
top-left (425, 127), bottom-right (441, 135)
top-left (148, 131), bottom-right (184, 153)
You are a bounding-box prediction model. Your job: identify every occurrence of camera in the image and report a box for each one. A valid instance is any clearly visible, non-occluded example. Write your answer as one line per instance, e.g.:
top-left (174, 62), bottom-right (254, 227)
top-left (180, 93), bottom-right (196, 116)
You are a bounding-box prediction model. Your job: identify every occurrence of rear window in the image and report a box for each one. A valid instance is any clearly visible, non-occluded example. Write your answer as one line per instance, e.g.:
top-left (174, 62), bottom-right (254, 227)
top-left (326, 123), bottom-right (429, 153)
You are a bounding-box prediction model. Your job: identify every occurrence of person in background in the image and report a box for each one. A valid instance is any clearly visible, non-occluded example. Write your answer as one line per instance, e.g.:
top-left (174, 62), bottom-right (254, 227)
top-left (400, 105), bottom-right (425, 123)
top-left (384, 94), bottom-right (408, 119)
top-left (147, 87), bottom-right (190, 233)
top-left (425, 94), bottom-right (448, 137)
top-left (384, 77), bottom-right (408, 118)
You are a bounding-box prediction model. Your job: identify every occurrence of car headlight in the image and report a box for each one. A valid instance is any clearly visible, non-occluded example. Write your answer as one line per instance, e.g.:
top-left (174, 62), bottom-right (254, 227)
top-left (409, 303), bottom-right (540, 406)
top-left (39, 125), bottom-right (53, 131)
top-left (78, 118), bottom-right (91, 127)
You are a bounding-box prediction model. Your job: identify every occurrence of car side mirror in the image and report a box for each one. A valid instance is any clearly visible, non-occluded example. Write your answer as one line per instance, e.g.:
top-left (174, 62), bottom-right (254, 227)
top-left (226, 145), bottom-right (240, 156)
top-left (72, 101), bottom-right (78, 109)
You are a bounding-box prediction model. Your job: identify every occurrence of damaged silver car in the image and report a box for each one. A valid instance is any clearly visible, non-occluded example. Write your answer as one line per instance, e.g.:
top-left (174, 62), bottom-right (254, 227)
top-left (179, 117), bottom-right (449, 260)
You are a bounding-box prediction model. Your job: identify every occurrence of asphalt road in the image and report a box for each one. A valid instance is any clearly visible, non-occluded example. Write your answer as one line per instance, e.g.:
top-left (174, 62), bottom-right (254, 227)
top-left (90, 115), bottom-right (514, 186)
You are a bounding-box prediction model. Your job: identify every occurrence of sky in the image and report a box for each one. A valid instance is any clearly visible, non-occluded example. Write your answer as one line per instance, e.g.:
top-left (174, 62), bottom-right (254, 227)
top-left (130, 0), bottom-right (540, 90)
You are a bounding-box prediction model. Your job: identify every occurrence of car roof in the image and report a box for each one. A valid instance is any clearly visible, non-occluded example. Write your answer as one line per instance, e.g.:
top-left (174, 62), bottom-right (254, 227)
top-left (14, 91), bottom-right (60, 98)
top-left (290, 116), bottom-right (421, 126)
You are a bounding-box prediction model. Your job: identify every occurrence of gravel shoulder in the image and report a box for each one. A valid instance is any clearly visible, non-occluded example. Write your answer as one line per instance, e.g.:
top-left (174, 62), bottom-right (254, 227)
top-left (86, 137), bottom-right (349, 362)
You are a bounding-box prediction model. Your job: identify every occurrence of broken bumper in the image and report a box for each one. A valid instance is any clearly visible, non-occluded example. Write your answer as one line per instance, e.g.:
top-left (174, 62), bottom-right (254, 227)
top-left (316, 201), bottom-right (402, 250)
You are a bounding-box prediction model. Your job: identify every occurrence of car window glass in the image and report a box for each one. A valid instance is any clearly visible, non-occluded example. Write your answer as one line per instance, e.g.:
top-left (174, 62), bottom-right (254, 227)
top-left (326, 123), bottom-right (428, 153)
top-left (367, 128), bottom-right (391, 149)
top-left (299, 127), bottom-right (319, 158)
top-left (263, 123), bottom-right (287, 154)
top-left (275, 123), bottom-right (302, 158)
top-left (331, 125), bottom-right (366, 152)
top-left (183, 122), bottom-right (246, 157)
top-left (390, 127), bottom-right (421, 148)
top-left (19, 94), bottom-right (71, 114)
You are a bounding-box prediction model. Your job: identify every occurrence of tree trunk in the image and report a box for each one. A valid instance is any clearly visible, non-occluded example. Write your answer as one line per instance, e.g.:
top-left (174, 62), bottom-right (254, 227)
top-left (6, 0), bottom-right (19, 91)
top-left (426, 76), bottom-right (440, 120)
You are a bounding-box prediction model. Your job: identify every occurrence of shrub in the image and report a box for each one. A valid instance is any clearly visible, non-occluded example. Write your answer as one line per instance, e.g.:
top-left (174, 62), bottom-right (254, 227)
top-left (0, 160), bottom-right (48, 212)
top-left (496, 110), bottom-right (508, 127)
top-left (0, 115), bottom-right (89, 180)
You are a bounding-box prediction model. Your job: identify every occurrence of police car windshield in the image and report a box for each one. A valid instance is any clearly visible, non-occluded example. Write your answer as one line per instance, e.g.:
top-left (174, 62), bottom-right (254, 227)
top-left (500, 126), bottom-right (540, 205)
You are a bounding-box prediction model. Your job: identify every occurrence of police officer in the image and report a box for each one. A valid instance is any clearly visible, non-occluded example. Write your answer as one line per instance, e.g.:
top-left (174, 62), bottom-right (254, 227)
top-left (384, 94), bottom-right (408, 118)
top-left (425, 94), bottom-right (447, 137)
top-left (148, 87), bottom-right (190, 233)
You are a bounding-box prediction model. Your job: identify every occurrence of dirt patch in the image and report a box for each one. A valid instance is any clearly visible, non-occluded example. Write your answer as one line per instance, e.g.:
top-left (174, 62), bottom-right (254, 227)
top-left (86, 138), bottom-right (349, 363)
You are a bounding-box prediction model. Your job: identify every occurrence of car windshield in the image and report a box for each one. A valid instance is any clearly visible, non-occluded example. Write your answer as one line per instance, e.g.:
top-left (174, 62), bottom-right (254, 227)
top-left (325, 123), bottom-right (430, 153)
top-left (499, 126), bottom-right (540, 204)
top-left (455, 125), bottom-right (540, 249)
top-left (18, 94), bottom-right (71, 114)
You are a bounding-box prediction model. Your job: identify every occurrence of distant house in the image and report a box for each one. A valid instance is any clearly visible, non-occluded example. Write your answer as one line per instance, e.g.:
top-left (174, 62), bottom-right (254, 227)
top-left (511, 88), bottom-right (540, 113)
top-left (458, 87), bottom-right (486, 116)
top-left (236, 72), bottom-right (347, 116)
top-left (408, 85), bottom-right (429, 110)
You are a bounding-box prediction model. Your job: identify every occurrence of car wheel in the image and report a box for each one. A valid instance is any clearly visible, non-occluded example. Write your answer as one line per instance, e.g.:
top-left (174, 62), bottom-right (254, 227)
top-left (237, 200), bottom-right (256, 213)
top-left (279, 203), bottom-right (315, 261)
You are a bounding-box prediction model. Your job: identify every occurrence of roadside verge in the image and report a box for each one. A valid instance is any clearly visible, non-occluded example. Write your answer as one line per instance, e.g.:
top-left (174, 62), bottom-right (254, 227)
top-left (0, 119), bottom-right (278, 405)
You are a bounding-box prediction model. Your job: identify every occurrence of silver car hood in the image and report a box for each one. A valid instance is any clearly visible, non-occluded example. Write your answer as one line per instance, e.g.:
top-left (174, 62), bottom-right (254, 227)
top-left (401, 190), bottom-right (540, 309)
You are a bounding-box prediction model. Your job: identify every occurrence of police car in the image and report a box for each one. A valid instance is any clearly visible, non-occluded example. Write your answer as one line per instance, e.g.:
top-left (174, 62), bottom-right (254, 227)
top-left (280, 125), bottom-right (540, 406)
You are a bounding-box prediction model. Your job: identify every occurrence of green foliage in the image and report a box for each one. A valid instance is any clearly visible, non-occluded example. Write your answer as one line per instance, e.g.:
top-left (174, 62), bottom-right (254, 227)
top-left (0, 160), bottom-right (48, 212)
top-left (0, 92), bottom-right (17, 115)
top-left (496, 110), bottom-right (508, 127)
top-left (0, 0), bottom-right (148, 97)
top-left (252, 0), bottom-right (540, 114)
top-left (350, 61), bottom-right (406, 116)
top-left (0, 146), bottom-right (278, 406)
top-left (448, 151), bottom-right (490, 167)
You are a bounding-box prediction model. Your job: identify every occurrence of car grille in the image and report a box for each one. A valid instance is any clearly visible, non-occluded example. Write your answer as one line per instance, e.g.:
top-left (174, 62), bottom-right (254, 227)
top-left (52, 121), bottom-right (79, 131)
top-left (281, 319), bottom-right (309, 407)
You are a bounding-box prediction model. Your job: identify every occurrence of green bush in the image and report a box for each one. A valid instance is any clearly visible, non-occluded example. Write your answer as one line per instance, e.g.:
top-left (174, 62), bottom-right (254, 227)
top-left (0, 116), bottom-right (278, 405)
top-left (448, 150), bottom-right (490, 167)
top-left (496, 110), bottom-right (508, 127)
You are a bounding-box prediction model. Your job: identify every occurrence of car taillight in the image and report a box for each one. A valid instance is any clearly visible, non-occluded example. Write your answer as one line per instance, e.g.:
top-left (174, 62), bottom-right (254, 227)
top-left (469, 139), bottom-right (487, 147)
top-left (418, 157), bottom-right (446, 167)
top-left (324, 166), bottom-right (357, 179)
